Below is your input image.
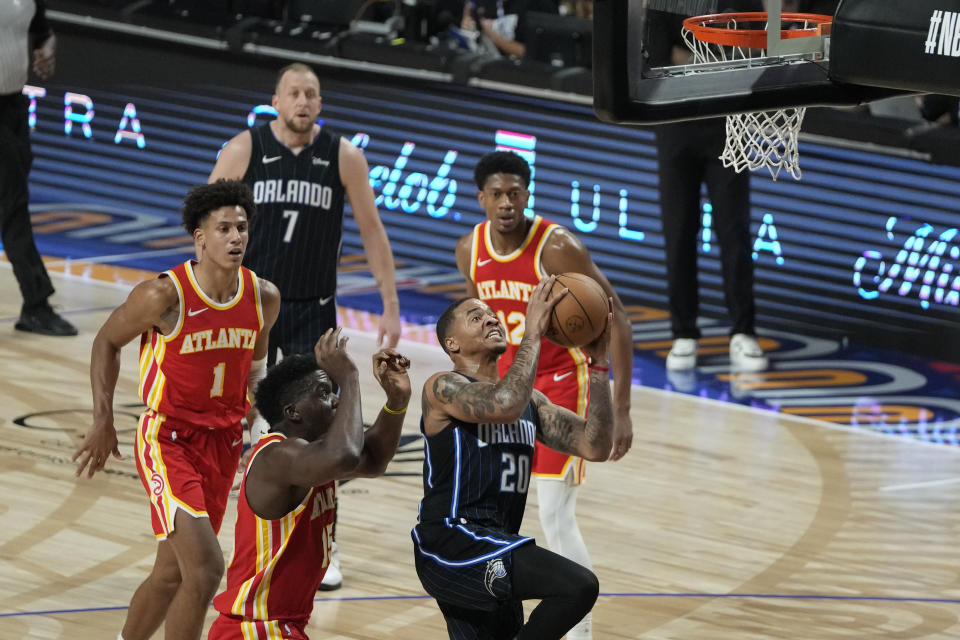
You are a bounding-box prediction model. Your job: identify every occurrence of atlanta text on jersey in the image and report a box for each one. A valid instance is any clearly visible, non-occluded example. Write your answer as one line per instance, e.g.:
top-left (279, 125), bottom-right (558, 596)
top-left (476, 279), bottom-right (535, 303)
top-left (178, 328), bottom-right (259, 354)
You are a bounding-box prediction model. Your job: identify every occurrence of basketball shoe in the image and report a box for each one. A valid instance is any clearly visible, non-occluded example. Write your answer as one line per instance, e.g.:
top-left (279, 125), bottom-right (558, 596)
top-left (729, 334), bottom-right (769, 372)
top-left (665, 338), bottom-right (697, 370)
top-left (318, 542), bottom-right (342, 590)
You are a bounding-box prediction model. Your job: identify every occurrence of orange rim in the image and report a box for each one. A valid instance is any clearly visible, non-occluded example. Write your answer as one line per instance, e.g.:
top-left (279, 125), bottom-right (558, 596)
top-left (683, 12), bottom-right (832, 49)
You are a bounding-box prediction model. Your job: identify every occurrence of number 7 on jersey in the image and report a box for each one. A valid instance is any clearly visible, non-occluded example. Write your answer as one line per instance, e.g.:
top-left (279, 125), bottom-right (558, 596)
top-left (282, 209), bottom-right (299, 243)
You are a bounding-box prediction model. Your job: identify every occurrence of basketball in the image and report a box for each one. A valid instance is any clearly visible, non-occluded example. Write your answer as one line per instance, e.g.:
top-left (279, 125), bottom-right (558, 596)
top-left (545, 273), bottom-right (609, 348)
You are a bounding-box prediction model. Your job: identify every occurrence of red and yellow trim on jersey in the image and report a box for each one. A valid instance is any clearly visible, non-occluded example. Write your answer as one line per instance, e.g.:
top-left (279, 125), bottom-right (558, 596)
top-left (140, 333), bottom-right (172, 412)
top-left (483, 216), bottom-right (546, 263)
top-left (531, 351), bottom-right (590, 484)
top-left (251, 272), bottom-right (264, 331)
top-left (185, 261), bottom-right (246, 311)
top-left (160, 268), bottom-right (187, 342)
top-left (571, 348), bottom-right (590, 417)
top-left (238, 619), bottom-right (286, 640)
top-left (470, 216), bottom-right (561, 285)
top-left (230, 434), bottom-right (311, 623)
top-left (136, 410), bottom-right (207, 539)
top-left (138, 269), bottom-right (184, 409)
top-left (532, 223), bottom-right (560, 282)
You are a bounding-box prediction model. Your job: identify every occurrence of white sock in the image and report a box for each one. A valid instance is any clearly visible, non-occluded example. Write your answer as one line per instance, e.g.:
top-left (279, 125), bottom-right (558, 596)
top-left (536, 476), bottom-right (592, 569)
top-left (567, 612), bottom-right (592, 640)
top-left (537, 475), bottom-right (593, 640)
top-left (117, 633), bottom-right (125, 640)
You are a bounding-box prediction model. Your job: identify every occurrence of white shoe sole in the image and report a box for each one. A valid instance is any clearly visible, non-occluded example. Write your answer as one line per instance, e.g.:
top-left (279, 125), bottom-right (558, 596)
top-left (666, 353), bottom-right (697, 371)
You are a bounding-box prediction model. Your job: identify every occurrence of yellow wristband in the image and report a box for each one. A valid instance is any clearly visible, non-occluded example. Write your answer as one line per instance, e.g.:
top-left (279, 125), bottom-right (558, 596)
top-left (383, 403), bottom-right (407, 415)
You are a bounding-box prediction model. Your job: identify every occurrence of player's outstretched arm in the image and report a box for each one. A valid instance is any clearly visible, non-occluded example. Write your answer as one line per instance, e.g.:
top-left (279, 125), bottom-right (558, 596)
top-left (349, 348), bottom-right (411, 478)
top-left (208, 130), bottom-right (252, 182)
top-left (74, 278), bottom-right (179, 478)
top-left (531, 302), bottom-right (615, 462)
top-left (341, 139), bottom-right (400, 347)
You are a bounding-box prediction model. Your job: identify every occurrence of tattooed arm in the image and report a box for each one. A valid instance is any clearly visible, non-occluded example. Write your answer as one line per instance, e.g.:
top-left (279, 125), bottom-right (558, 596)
top-left (421, 314), bottom-right (549, 435)
top-left (530, 297), bottom-right (615, 461)
top-left (421, 277), bottom-right (564, 436)
top-left (530, 371), bottom-right (613, 461)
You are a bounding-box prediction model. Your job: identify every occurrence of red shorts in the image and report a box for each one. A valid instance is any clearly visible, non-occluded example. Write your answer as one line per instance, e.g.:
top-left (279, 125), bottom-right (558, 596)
top-left (134, 409), bottom-right (242, 540)
top-left (208, 614), bottom-right (308, 640)
top-left (531, 363), bottom-right (590, 484)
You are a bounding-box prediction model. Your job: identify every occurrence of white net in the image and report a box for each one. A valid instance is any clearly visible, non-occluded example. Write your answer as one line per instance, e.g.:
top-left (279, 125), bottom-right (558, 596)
top-left (721, 107), bottom-right (805, 180)
top-left (682, 16), bottom-right (809, 181)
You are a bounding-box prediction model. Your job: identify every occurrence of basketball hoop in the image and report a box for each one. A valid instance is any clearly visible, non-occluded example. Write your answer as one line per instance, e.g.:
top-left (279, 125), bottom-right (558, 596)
top-left (682, 12), bottom-right (832, 180)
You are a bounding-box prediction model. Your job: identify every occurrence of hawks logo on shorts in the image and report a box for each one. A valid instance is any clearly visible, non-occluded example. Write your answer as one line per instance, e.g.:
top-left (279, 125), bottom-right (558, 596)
top-left (484, 558), bottom-right (508, 596)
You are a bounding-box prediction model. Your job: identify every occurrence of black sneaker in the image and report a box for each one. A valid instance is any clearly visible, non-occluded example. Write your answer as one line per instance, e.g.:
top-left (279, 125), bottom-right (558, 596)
top-left (16, 306), bottom-right (78, 336)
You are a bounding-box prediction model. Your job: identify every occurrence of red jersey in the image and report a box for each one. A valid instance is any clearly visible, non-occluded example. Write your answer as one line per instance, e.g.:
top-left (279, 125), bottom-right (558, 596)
top-left (139, 261), bottom-right (263, 429)
top-left (214, 434), bottom-right (337, 625)
top-left (470, 216), bottom-right (587, 375)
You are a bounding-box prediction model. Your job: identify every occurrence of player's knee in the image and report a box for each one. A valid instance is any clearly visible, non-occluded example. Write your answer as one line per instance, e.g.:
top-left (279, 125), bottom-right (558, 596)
top-left (150, 561), bottom-right (183, 596)
top-left (182, 553), bottom-right (224, 598)
top-left (569, 565), bottom-right (599, 613)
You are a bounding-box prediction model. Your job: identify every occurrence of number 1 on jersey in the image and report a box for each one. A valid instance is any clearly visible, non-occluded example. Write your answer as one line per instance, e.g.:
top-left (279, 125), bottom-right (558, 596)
top-left (210, 362), bottom-right (225, 397)
top-left (282, 209), bottom-right (299, 243)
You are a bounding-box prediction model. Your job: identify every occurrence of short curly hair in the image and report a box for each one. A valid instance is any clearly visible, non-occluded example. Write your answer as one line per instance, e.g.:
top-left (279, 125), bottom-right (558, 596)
top-left (181, 180), bottom-right (257, 234)
top-left (254, 354), bottom-right (327, 429)
top-left (474, 151), bottom-right (531, 190)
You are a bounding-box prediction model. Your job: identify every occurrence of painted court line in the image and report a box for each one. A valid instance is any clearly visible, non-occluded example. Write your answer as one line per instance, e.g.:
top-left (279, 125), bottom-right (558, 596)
top-left (5, 592), bottom-right (960, 618)
top-left (880, 477), bottom-right (960, 492)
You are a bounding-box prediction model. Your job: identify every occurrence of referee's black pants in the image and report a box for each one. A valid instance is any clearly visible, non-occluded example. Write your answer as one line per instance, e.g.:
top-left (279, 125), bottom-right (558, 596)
top-left (655, 118), bottom-right (756, 340)
top-left (0, 92), bottom-right (54, 311)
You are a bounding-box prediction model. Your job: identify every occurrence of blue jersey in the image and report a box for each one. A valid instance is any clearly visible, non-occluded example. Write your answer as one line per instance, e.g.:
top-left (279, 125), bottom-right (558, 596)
top-left (417, 398), bottom-right (539, 533)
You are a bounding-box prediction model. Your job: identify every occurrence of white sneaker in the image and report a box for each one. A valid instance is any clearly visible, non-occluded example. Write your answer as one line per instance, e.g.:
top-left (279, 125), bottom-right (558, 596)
top-left (666, 338), bottom-right (698, 371)
top-left (729, 333), bottom-right (769, 372)
top-left (318, 542), bottom-right (342, 591)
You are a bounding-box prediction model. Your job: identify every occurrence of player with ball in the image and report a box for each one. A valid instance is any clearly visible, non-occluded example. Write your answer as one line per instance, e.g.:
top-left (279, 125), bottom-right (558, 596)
top-left (454, 151), bottom-right (634, 640)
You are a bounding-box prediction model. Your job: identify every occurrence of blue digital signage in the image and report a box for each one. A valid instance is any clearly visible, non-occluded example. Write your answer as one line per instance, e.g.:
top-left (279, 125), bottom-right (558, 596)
top-left (22, 75), bottom-right (960, 358)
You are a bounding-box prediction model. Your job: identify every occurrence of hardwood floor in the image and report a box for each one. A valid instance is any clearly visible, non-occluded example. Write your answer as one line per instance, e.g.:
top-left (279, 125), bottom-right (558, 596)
top-left (2, 267), bottom-right (960, 638)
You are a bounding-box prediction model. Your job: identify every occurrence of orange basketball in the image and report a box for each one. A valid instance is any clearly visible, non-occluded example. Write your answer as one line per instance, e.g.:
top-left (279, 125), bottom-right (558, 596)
top-left (545, 273), bottom-right (609, 348)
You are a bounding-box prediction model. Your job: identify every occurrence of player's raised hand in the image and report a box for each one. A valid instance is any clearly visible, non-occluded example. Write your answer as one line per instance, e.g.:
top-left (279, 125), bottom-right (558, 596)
top-left (313, 327), bottom-right (357, 383)
top-left (524, 275), bottom-right (566, 340)
top-left (372, 348), bottom-right (411, 411)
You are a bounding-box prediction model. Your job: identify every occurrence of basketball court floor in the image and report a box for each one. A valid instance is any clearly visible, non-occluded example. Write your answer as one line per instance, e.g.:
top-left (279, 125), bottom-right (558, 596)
top-left (2, 251), bottom-right (960, 639)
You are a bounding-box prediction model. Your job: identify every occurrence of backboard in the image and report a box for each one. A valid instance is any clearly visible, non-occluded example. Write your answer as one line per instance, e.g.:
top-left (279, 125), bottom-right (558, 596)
top-left (593, 0), bottom-right (960, 125)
